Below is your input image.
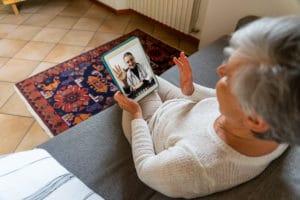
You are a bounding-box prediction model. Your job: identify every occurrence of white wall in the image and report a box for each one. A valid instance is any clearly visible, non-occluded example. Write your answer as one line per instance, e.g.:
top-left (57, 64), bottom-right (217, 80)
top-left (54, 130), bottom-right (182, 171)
top-left (96, 0), bottom-right (129, 10)
top-left (197, 0), bottom-right (300, 48)
top-left (95, 0), bottom-right (300, 49)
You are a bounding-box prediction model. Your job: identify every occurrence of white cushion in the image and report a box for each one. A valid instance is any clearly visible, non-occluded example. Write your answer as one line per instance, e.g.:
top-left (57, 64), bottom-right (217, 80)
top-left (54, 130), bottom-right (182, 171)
top-left (0, 149), bottom-right (104, 200)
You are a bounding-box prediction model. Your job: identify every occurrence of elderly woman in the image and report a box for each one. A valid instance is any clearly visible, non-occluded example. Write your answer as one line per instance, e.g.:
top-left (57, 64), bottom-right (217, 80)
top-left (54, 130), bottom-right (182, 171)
top-left (114, 16), bottom-right (299, 198)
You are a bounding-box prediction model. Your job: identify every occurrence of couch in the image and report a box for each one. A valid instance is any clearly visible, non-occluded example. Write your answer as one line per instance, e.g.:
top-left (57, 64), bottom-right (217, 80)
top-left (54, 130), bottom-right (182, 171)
top-left (39, 35), bottom-right (300, 199)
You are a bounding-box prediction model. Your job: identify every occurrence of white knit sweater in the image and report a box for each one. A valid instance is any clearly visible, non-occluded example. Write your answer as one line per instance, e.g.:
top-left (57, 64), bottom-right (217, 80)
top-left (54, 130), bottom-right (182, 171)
top-left (130, 84), bottom-right (288, 199)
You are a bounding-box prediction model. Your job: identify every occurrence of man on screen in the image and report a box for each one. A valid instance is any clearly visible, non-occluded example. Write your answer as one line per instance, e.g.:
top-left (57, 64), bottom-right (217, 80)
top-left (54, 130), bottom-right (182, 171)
top-left (113, 52), bottom-right (154, 98)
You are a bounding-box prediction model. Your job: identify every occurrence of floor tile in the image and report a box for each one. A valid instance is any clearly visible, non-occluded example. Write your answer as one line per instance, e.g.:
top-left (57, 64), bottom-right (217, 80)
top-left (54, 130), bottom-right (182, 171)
top-left (0, 13), bottom-right (32, 25)
top-left (0, 8), bottom-right (12, 15)
top-left (0, 14), bottom-right (8, 20)
top-left (32, 27), bottom-right (68, 43)
top-left (87, 31), bottom-right (121, 47)
top-left (72, 17), bottom-right (104, 31)
top-left (98, 19), bottom-right (128, 34)
top-left (152, 27), bottom-right (182, 48)
top-left (36, 3), bottom-right (67, 16)
top-left (179, 40), bottom-right (199, 55)
top-left (0, 93), bottom-right (32, 117)
top-left (71, 0), bottom-right (93, 8)
top-left (0, 58), bottom-right (39, 82)
top-left (162, 37), bottom-right (180, 49)
top-left (0, 82), bottom-right (15, 108)
top-left (83, 4), bottom-right (110, 19)
top-left (44, 44), bottom-right (84, 63)
top-left (0, 39), bottom-right (27, 57)
top-left (0, 4), bottom-right (10, 13)
top-left (0, 114), bottom-right (34, 155)
top-left (125, 21), bottom-right (154, 35)
top-left (0, 57), bottom-right (9, 68)
top-left (59, 4), bottom-right (90, 17)
top-left (30, 61), bottom-right (56, 76)
top-left (5, 25), bottom-right (42, 41)
top-left (44, 0), bottom-right (70, 7)
top-left (15, 121), bottom-right (50, 152)
top-left (153, 26), bottom-right (180, 41)
top-left (14, 41), bottom-right (55, 61)
top-left (19, 6), bottom-right (41, 15)
top-left (19, 0), bottom-right (45, 14)
top-left (47, 16), bottom-right (79, 29)
top-left (83, 46), bottom-right (95, 52)
top-left (130, 13), bottom-right (149, 23)
top-left (23, 13), bottom-right (55, 27)
top-left (59, 30), bottom-right (95, 46)
top-left (107, 13), bottom-right (132, 23)
top-left (0, 24), bottom-right (17, 38)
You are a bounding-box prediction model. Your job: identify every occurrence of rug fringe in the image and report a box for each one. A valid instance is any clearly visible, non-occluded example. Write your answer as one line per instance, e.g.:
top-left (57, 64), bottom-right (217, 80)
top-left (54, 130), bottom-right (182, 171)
top-left (14, 85), bottom-right (54, 138)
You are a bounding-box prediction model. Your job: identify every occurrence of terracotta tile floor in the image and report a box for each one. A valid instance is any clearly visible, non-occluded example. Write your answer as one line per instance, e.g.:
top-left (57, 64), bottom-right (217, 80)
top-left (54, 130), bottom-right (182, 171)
top-left (0, 0), bottom-right (198, 155)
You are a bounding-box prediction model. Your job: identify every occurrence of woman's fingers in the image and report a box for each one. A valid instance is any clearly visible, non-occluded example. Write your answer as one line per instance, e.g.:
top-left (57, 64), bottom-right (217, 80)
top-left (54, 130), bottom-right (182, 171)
top-left (173, 52), bottom-right (194, 96)
top-left (173, 57), bottom-right (184, 72)
top-left (173, 57), bottom-right (182, 66)
top-left (113, 91), bottom-right (142, 119)
top-left (180, 51), bottom-right (186, 59)
top-left (114, 92), bottom-right (127, 110)
top-left (179, 52), bottom-right (189, 65)
top-left (174, 52), bottom-right (189, 68)
top-left (114, 91), bottom-right (125, 103)
top-left (114, 91), bottom-right (132, 107)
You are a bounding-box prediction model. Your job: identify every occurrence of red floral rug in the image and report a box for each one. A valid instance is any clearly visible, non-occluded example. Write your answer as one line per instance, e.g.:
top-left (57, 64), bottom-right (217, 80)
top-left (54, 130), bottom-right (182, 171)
top-left (15, 29), bottom-right (181, 136)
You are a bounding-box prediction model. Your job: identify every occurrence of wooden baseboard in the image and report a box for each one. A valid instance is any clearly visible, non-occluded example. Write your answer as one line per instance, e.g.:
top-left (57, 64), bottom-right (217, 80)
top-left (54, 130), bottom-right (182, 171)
top-left (133, 11), bottom-right (199, 44)
top-left (89, 0), bottom-right (199, 45)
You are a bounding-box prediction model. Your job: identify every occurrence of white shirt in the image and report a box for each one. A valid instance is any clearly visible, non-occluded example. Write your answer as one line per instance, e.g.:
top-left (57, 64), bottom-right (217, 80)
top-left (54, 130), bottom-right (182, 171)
top-left (130, 84), bottom-right (288, 198)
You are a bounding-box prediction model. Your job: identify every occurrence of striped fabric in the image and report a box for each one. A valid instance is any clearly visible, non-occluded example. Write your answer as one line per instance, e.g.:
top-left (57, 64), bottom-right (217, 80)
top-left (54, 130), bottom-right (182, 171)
top-left (0, 149), bottom-right (104, 200)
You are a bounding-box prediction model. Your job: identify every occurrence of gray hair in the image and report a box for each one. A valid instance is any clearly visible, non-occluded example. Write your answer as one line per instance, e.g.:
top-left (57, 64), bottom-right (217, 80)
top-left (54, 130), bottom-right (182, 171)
top-left (226, 16), bottom-right (300, 144)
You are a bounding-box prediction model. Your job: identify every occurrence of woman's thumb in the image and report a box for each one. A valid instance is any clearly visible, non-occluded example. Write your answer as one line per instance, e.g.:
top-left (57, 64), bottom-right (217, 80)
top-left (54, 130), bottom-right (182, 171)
top-left (114, 91), bottom-right (123, 102)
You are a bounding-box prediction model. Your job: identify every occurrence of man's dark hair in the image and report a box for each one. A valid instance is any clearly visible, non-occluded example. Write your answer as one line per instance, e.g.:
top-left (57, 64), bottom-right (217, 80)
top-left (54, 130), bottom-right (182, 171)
top-left (123, 52), bottom-right (133, 59)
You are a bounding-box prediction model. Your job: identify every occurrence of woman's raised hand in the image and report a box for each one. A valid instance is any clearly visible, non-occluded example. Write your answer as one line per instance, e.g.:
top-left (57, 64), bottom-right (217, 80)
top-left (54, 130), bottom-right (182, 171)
top-left (114, 91), bottom-right (143, 119)
top-left (173, 52), bottom-right (194, 96)
top-left (113, 65), bottom-right (127, 81)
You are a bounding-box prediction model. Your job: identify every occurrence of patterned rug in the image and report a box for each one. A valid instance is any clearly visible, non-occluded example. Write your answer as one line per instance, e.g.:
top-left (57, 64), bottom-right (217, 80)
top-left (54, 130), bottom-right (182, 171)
top-left (15, 29), bottom-right (181, 136)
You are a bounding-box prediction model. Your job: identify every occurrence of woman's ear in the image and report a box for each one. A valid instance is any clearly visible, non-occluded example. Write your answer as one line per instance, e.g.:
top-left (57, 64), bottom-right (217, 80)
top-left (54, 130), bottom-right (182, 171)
top-left (244, 114), bottom-right (270, 133)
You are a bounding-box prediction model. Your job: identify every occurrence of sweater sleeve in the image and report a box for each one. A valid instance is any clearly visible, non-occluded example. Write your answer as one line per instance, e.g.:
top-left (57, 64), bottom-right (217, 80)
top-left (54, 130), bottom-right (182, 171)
top-left (130, 119), bottom-right (211, 198)
top-left (186, 83), bottom-right (216, 102)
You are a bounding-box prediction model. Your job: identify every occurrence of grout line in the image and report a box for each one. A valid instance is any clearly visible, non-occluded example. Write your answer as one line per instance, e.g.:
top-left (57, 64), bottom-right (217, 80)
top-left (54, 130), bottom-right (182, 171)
top-left (0, 112), bottom-right (34, 119)
top-left (0, 91), bottom-right (15, 111)
top-left (0, 58), bottom-right (9, 69)
top-left (85, 30), bottom-right (97, 49)
top-left (0, 80), bottom-right (17, 84)
top-left (123, 19), bottom-right (131, 36)
top-left (37, 41), bottom-right (64, 63)
top-left (13, 119), bottom-right (36, 152)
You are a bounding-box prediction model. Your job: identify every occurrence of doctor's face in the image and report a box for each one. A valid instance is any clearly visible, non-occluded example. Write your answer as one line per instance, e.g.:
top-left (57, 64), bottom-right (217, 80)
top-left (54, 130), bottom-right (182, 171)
top-left (124, 55), bottom-right (137, 69)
